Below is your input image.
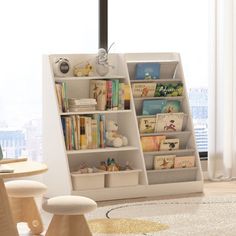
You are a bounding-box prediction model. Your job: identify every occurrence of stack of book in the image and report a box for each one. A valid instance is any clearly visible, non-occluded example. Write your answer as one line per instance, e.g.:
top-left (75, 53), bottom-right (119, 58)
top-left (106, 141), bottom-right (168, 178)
top-left (68, 98), bottom-right (97, 112)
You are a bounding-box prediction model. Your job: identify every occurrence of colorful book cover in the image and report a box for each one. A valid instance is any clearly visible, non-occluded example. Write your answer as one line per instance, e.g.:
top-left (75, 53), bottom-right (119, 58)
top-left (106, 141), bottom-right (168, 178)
top-left (90, 80), bottom-right (107, 110)
top-left (140, 135), bottom-right (166, 152)
top-left (139, 117), bottom-right (156, 133)
top-left (142, 100), bottom-right (181, 115)
top-left (160, 138), bottom-right (180, 151)
top-left (174, 156), bottom-right (195, 168)
top-left (124, 84), bottom-right (131, 110)
top-left (80, 117), bottom-right (87, 149)
top-left (76, 115), bottom-right (80, 149)
top-left (132, 83), bottom-right (156, 97)
top-left (93, 114), bottom-right (100, 148)
top-left (135, 63), bottom-right (160, 80)
top-left (155, 83), bottom-right (184, 97)
top-left (154, 155), bottom-right (176, 169)
top-left (100, 114), bottom-right (106, 148)
top-left (155, 112), bottom-right (184, 132)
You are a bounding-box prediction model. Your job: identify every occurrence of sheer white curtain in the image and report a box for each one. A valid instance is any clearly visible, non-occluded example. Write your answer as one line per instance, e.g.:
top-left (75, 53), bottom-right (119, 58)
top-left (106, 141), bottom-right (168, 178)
top-left (208, 0), bottom-right (236, 180)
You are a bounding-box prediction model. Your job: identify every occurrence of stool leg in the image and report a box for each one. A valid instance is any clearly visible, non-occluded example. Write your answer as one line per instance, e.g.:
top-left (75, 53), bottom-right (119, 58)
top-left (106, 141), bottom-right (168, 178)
top-left (46, 215), bottom-right (92, 236)
top-left (9, 197), bottom-right (44, 235)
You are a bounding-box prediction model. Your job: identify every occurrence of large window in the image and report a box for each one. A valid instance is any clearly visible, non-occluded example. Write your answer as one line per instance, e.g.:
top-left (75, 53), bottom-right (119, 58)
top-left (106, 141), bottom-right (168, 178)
top-left (0, 0), bottom-right (98, 161)
top-left (109, 0), bottom-right (209, 154)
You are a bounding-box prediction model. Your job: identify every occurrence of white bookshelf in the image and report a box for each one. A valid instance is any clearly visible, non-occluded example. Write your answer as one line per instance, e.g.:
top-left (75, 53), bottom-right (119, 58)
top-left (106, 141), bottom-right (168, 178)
top-left (43, 52), bottom-right (203, 200)
top-left (125, 52), bottom-right (203, 195)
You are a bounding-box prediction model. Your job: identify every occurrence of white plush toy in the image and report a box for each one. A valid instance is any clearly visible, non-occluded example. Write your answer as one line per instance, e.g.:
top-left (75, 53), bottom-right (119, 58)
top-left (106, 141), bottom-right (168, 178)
top-left (105, 120), bottom-right (128, 148)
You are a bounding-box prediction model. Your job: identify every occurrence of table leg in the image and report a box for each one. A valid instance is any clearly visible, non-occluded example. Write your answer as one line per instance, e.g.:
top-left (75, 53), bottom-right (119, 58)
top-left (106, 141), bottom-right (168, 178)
top-left (0, 178), bottom-right (19, 236)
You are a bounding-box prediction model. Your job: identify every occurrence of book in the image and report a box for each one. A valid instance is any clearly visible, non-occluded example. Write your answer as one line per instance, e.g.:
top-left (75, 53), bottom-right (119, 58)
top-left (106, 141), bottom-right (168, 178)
top-left (124, 84), bottom-right (131, 109)
top-left (90, 80), bottom-right (107, 110)
top-left (80, 117), bottom-right (87, 149)
top-left (139, 117), bottom-right (156, 133)
top-left (154, 155), bottom-right (176, 169)
top-left (135, 63), bottom-right (160, 80)
top-left (132, 83), bottom-right (156, 97)
top-left (174, 156), bottom-right (195, 168)
top-left (112, 80), bottom-right (119, 110)
top-left (106, 80), bottom-right (113, 110)
top-left (155, 112), bottom-right (184, 132)
top-left (159, 138), bottom-right (180, 151)
top-left (140, 135), bottom-right (166, 152)
top-left (142, 100), bottom-right (181, 115)
top-left (118, 82), bottom-right (125, 110)
top-left (155, 83), bottom-right (184, 97)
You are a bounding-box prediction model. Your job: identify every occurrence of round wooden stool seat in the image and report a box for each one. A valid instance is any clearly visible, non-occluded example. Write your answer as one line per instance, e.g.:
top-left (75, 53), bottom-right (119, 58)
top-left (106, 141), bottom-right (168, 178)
top-left (5, 180), bottom-right (47, 197)
top-left (42, 195), bottom-right (97, 215)
top-left (43, 195), bottom-right (97, 236)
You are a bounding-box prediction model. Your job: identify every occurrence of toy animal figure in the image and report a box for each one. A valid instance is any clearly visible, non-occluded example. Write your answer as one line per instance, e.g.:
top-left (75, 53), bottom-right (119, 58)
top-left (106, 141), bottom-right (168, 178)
top-left (73, 63), bottom-right (93, 77)
top-left (105, 120), bottom-right (128, 148)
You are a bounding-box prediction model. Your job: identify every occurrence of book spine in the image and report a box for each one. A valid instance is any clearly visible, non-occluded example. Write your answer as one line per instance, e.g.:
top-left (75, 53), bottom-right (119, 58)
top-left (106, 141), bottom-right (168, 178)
top-left (118, 82), bottom-right (125, 110)
top-left (124, 84), bottom-right (131, 110)
top-left (106, 80), bottom-right (113, 110)
top-left (76, 115), bottom-right (80, 149)
top-left (80, 117), bottom-right (87, 149)
top-left (93, 114), bottom-right (100, 148)
top-left (62, 82), bottom-right (68, 112)
top-left (55, 83), bottom-right (63, 112)
top-left (86, 117), bottom-right (92, 149)
top-left (91, 119), bottom-right (98, 149)
top-left (112, 80), bottom-right (117, 110)
top-left (71, 115), bottom-right (78, 150)
top-left (100, 114), bottom-right (106, 148)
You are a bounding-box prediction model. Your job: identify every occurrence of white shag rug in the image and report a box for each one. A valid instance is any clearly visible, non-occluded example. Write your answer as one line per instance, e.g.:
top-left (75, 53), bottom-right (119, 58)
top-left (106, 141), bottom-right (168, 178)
top-left (86, 195), bottom-right (236, 236)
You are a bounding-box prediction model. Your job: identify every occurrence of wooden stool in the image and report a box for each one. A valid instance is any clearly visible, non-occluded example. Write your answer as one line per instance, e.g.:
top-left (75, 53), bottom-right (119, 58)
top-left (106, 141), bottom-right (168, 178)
top-left (42, 195), bottom-right (97, 236)
top-left (5, 180), bottom-right (47, 235)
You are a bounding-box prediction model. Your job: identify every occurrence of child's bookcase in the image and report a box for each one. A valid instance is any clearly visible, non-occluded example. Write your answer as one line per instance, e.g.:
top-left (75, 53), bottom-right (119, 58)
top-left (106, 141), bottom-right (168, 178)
top-left (43, 52), bottom-right (203, 201)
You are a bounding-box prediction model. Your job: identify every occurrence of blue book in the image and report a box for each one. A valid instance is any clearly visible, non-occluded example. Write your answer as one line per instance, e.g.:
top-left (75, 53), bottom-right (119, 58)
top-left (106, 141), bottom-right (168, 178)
top-left (135, 63), bottom-right (160, 80)
top-left (142, 100), bottom-right (181, 115)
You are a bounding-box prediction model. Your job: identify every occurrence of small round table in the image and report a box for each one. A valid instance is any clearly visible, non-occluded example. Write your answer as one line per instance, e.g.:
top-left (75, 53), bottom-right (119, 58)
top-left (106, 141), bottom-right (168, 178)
top-left (0, 160), bottom-right (47, 236)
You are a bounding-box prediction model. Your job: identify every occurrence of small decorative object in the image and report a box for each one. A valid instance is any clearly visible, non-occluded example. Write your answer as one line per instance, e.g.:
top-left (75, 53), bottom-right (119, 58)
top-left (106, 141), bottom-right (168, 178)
top-left (53, 57), bottom-right (71, 77)
top-left (106, 158), bottom-right (120, 172)
top-left (95, 43), bottom-right (115, 76)
top-left (73, 62), bottom-right (93, 77)
top-left (0, 144), bottom-right (3, 160)
top-left (105, 120), bottom-right (128, 148)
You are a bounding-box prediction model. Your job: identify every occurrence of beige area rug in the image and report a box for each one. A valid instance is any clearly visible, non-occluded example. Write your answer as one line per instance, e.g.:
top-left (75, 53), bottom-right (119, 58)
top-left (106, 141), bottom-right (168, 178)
top-left (86, 195), bottom-right (236, 236)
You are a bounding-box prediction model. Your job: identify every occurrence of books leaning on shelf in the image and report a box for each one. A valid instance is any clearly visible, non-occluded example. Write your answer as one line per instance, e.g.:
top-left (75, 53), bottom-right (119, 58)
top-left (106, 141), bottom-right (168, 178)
top-left (155, 112), bottom-right (184, 132)
top-left (159, 138), bottom-right (180, 151)
top-left (132, 83), bottom-right (156, 97)
top-left (55, 82), bottom-right (68, 112)
top-left (135, 63), bottom-right (160, 80)
top-left (155, 83), bottom-right (183, 97)
top-left (90, 79), bottom-right (130, 111)
top-left (140, 136), bottom-right (166, 152)
top-left (154, 155), bottom-right (176, 170)
top-left (61, 114), bottom-right (106, 150)
top-left (68, 98), bottom-right (97, 112)
top-left (139, 117), bottom-right (156, 133)
top-left (174, 156), bottom-right (195, 168)
top-left (142, 99), bottom-right (181, 115)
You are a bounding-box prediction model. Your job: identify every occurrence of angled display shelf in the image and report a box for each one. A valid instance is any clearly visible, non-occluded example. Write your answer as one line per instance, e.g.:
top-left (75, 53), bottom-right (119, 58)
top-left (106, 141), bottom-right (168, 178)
top-left (43, 52), bottom-right (203, 201)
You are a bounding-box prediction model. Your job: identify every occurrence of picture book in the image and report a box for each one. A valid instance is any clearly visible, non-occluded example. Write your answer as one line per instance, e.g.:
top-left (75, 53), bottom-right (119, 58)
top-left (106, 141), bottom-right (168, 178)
top-left (140, 135), bottom-right (166, 152)
top-left (159, 138), bottom-right (179, 151)
top-left (90, 80), bottom-right (107, 111)
top-left (155, 112), bottom-right (184, 132)
top-left (139, 117), bottom-right (156, 133)
top-left (142, 100), bottom-right (181, 115)
top-left (135, 63), bottom-right (160, 80)
top-left (132, 83), bottom-right (156, 97)
top-left (155, 83), bottom-right (183, 97)
top-left (154, 155), bottom-right (176, 170)
top-left (174, 156), bottom-right (195, 168)
top-left (124, 84), bottom-right (131, 110)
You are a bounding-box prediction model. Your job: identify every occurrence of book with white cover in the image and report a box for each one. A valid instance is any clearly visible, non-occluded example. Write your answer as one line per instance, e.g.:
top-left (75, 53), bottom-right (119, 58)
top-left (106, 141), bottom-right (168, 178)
top-left (155, 112), bottom-right (184, 132)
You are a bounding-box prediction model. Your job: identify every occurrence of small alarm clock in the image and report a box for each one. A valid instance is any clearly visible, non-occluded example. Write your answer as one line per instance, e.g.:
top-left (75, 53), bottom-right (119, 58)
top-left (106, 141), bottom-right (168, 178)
top-left (53, 57), bottom-right (71, 77)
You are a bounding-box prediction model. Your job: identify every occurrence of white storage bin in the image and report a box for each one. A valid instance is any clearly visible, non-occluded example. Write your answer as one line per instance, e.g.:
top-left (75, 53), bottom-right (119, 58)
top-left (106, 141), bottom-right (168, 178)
top-left (71, 172), bottom-right (105, 191)
top-left (105, 169), bottom-right (141, 188)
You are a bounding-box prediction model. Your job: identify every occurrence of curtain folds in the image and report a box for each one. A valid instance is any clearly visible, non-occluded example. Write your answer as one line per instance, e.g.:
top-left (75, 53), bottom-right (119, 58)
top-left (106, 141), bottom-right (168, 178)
top-left (208, 0), bottom-right (236, 180)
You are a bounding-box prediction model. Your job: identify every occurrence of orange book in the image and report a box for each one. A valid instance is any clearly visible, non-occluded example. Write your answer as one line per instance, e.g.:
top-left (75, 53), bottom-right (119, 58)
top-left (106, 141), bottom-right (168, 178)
top-left (140, 136), bottom-right (166, 152)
